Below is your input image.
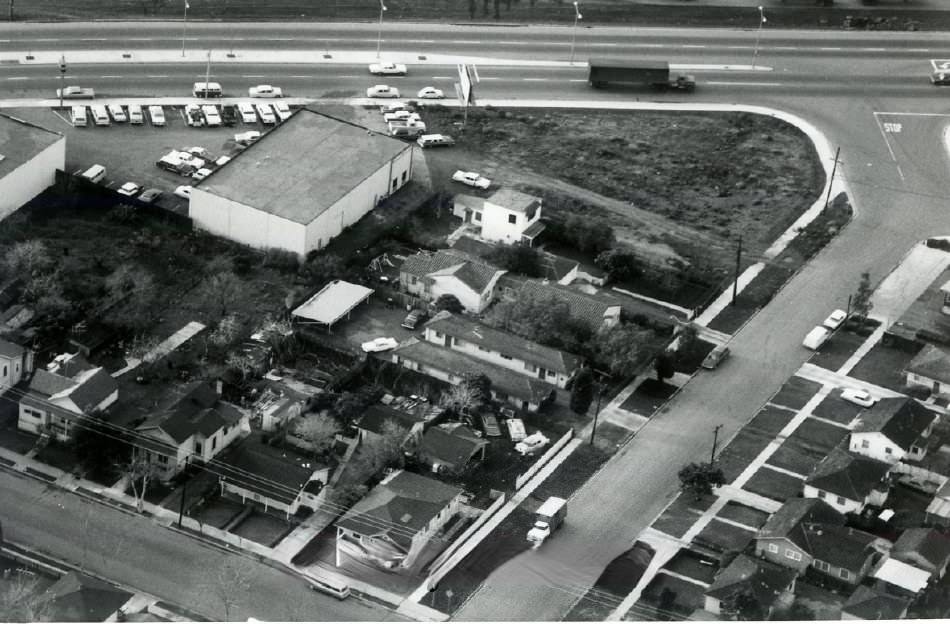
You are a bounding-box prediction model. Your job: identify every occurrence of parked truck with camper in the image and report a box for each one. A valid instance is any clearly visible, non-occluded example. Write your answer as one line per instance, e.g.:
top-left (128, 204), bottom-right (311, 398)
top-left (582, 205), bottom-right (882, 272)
top-left (527, 496), bottom-right (567, 547)
top-left (588, 59), bottom-right (695, 91)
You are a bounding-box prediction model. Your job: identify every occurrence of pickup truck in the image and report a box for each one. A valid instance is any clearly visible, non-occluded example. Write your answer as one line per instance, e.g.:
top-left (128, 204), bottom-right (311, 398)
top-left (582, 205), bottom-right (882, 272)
top-left (56, 86), bottom-right (95, 99)
top-left (527, 497), bottom-right (567, 547)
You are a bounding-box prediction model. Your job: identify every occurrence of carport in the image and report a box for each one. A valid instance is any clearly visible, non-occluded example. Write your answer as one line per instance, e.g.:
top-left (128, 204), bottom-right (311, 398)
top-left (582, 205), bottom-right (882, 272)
top-left (292, 279), bottom-right (374, 333)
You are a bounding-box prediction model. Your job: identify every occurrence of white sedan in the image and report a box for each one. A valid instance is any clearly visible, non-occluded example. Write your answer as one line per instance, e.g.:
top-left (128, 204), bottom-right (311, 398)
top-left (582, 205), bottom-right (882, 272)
top-left (417, 87), bottom-right (444, 99)
top-left (369, 62), bottom-right (407, 76)
top-left (361, 337), bottom-right (399, 353)
top-left (107, 104), bottom-right (127, 122)
top-left (841, 388), bottom-right (877, 408)
top-left (248, 84), bottom-right (283, 98)
top-left (173, 185), bottom-right (193, 200)
top-left (823, 309), bottom-right (848, 331)
top-left (452, 170), bottom-right (492, 190)
top-left (191, 168), bottom-right (213, 181)
top-left (515, 432), bottom-right (550, 456)
top-left (237, 102), bottom-right (257, 123)
top-left (116, 182), bottom-right (141, 197)
top-left (255, 103), bottom-right (277, 125)
top-left (367, 85), bottom-right (400, 98)
top-left (234, 130), bottom-right (261, 145)
top-left (273, 101), bottom-right (293, 122)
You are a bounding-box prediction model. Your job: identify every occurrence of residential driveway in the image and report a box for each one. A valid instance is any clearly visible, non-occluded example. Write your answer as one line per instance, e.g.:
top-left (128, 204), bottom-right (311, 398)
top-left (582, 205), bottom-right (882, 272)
top-left (452, 98), bottom-right (949, 620)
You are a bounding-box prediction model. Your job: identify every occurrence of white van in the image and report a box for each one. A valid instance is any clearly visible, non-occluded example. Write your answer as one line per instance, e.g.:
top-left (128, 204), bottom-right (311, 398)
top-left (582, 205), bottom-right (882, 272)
top-left (90, 105), bottom-right (110, 126)
top-left (80, 164), bottom-right (106, 183)
top-left (803, 326), bottom-right (832, 350)
top-left (193, 81), bottom-right (222, 98)
top-left (70, 106), bottom-right (87, 127)
top-left (127, 104), bottom-right (144, 125)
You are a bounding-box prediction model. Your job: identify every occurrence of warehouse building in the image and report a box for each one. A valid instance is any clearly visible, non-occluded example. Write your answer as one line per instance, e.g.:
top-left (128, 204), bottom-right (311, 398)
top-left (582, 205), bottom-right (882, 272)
top-left (0, 113), bottom-right (65, 221)
top-left (189, 109), bottom-right (413, 258)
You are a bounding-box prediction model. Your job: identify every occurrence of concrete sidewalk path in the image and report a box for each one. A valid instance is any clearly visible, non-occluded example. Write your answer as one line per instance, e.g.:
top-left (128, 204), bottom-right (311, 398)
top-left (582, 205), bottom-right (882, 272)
top-left (797, 362), bottom-right (904, 398)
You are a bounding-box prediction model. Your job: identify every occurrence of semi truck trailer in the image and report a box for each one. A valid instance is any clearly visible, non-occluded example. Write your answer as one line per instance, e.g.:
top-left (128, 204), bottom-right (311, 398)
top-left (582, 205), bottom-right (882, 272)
top-left (588, 59), bottom-right (695, 91)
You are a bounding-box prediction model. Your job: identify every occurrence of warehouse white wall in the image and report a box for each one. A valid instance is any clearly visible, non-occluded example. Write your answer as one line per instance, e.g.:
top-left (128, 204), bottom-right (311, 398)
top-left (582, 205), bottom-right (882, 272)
top-left (0, 136), bottom-right (65, 222)
top-left (189, 189), bottom-right (306, 256)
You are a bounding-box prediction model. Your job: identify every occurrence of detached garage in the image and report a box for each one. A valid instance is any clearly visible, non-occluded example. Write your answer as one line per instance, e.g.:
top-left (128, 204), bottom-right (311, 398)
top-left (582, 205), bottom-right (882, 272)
top-left (189, 108), bottom-right (413, 258)
top-left (0, 113), bottom-right (65, 222)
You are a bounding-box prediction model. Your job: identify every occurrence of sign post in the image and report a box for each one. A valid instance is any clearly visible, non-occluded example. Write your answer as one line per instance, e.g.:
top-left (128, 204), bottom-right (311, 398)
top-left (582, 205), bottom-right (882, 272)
top-left (58, 55), bottom-right (66, 109)
top-left (456, 63), bottom-right (479, 127)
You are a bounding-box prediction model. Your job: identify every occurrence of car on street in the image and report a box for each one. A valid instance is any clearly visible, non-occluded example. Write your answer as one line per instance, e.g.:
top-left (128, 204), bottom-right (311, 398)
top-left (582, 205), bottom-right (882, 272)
top-left (932, 71), bottom-right (950, 86)
top-left (361, 337), bottom-right (399, 353)
top-left (116, 182), bottom-right (141, 197)
top-left (107, 104), bottom-right (127, 122)
top-left (148, 105), bottom-right (166, 126)
top-left (249, 84), bottom-right (283, 98)
top-left (369, 62), bottom-right (408, 76)
top-left (701, 344), bottom-right (730, 370)
top-left (802, 325), bottom-right (832, 350)
top-left (823, 309), bottom-right (848, 331)
top-left (137, 188), bottom-right (163, 204)
top-left (237, 102), bottom-right (258, 123)
top-left (417, 87), bottom-right (445, 99)
top-left (192, 167), bottom-right (213, 181)
top-left (184, 104), bottom-right (204, 127)
top-left (173, 185), bottom-right (193, 199)
top-left (273, 101), bottom-right (293, 121)
top-left (452, 170), bottom-right (491, 189)
top-left (56, 86), bottom-right (95, 99)
top-left (367, 85), bottom-right (400, 98)
top-left (201, 105), bottom-right (222, 127)
top-left (515, 432), bottom-right (550, 456)
top-left (127, 104), bottom-right (144, 125)
top-left (255, 103), bottom-right (277, 125)
top-left (841, 388), bottom-right (877, 408)
top-left (234, 130), bottom-right (262, 145)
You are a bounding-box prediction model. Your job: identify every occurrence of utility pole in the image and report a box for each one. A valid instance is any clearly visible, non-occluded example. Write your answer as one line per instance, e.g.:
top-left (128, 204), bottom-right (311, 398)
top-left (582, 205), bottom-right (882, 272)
top-left (710, 424), bottom-right (723, 464)
top-left (751, 6), bottom-right (766, 71)
top-left (589, 381), bottom-right (604, 446)
top-left (8, 0), bottom-right (13, 22)
top-left (845, 294), bottom-right (852, 319)
top-left (204, 49), bottom-right (212, 89)
top-left (177, 457), bottom-right (189, 528)
top-left (375, 0), bottom-right (387, 59)
top-left (731, 233), bottom-right (742, 306)
top-left (181, 0), bottom-right (189, 58)
top-left (569, 2), bottom-right (582, 66)
top-left (58, 55), bottom-right (66, 109)
top-left (823, 146), bottom-right (841, 211)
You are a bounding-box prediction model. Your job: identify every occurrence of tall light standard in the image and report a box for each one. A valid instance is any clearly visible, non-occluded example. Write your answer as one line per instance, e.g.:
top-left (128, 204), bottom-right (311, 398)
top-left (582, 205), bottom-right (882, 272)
top-left (751, 6), bottom-right (766, 70)
top-left (181, 0), bottom-right (189, 58)
top-left (58, 55), bottom-right (66, 109)
top-left (375, 0), bottom-right (387, 59)
top-left (569, 2), bottom-right (583, 66)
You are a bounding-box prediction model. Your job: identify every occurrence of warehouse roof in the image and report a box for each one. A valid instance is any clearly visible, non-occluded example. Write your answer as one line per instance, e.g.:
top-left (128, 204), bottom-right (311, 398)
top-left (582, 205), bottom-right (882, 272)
top-left (196, 109), bottom-right (410, 225)
top-left (0, 113), bottom-right (63, 179)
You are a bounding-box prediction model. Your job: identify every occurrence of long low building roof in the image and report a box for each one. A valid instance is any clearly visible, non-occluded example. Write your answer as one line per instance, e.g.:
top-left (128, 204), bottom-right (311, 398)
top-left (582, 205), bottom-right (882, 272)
top-left (292, 279), bottom-right (374, 326)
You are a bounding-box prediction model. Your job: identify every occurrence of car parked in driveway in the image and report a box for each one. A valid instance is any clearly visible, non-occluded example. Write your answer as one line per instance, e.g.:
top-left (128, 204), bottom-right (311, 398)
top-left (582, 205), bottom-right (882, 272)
top-left (116, 182), bottom-right (141, 197)
top-left (480, 413), bottom-right (502, 437)
top-left (417, 87), bottom-right (444, 99)
top-left (367, 85), bottom-right (400, 98)
top-left (841, 388), bottom-right (877, 408)
top-left (107, 104), bottom-right (127, 122)
top-left (237, 102), bottom-right (257, 123)
top-left (249, 84), bottom-right (283, 98)
top-left (361, 337), bottom-right (399, 353)
top-left (452, 170), bottom-right (491, 189)
top-left (369, 62), bottom-right (407, 76)
top-left (516, 432), bottom-right (550, 456)
top-left (823, 309), bottom-right (848, 331)
top-left (401, 309), bottom-right (428, 330)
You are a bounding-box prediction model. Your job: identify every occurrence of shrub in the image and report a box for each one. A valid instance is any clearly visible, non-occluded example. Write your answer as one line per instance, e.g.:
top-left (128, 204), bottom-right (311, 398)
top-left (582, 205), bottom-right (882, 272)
top-left (262, 247), bottom-right (300, 272)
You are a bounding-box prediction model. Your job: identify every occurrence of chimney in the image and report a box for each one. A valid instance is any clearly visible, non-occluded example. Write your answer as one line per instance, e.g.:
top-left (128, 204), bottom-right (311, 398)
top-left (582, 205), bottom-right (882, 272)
top-left (215, 379), bottom-right (223, 396)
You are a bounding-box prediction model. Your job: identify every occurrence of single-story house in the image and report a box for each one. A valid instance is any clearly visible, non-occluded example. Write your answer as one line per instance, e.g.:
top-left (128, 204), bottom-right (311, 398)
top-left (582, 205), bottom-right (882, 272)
top-left (355, 404), bottom-right (426, 447)
top-left (872, 556), bottom-right (931, 595)
top-left (336, 469), bottom-right (463, 570)
top-left (451, 235), bottom-right (580, 285)
top-left (841, 585), bottom-right (910, 620)
top-left (891, 527), bottom-right (950, 580)
top-left (803, 448), bottom-right (891, 514)
top-left (36, 572), bottom-right (132, 623)
top-left (417, 423), bottom-right (488, 475)
top-left (849, 397), bottom-right (937, 465)
top-left (904, 343), bottom-right (950, 397)
top-left (400, 250), bottom-right (505, 314)
top-left (703, 554), bottom-right (797, 619)
top-left (755, 498), bottom-right (845, 573)
top-left (253, 386), bottom-right (305, 433)
top-left (499, 278), bottom-right (621, 330)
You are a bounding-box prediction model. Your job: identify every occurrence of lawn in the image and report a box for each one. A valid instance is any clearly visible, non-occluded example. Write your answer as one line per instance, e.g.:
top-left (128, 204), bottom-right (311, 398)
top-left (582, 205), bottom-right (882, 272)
top-left (650, 493), bottom-right (715, 539)
top-left (849, 342), bottom-right (923, 393)
top-left (716, 502), bottom-right (770, 530)
top-left (33, 441), bottom-right (78, 474)
top-left (661, 549), bottom-right (719, 584)
top-left (742, 466), bottom-right (804, 502)
top-left (810, 393), bottom-right (866, 426)
top-left (747, 405), bottom-right (798, 437)
top-left (767, 438), bottom-right (827, 477)
top-left (191, 496), bottom-right (245, 529)
top-left (808, 328), bottom-right (867, 373)
top-left (565, 541), bottom-right (656, 621)
top-left (231, 510), bottom-right (295, 547)
top-left (692, 518), bottom-right (756, 554)
top-left (785, 418), bottom-right (850, 455)
top-left (770, 376), bottom-right (822, 410)
top-left (634, 572), bottom-right (707, 620)
top-left (619, 379), bottom-right (677, 416)
top-left (716, 428), bottom-right (776, 483)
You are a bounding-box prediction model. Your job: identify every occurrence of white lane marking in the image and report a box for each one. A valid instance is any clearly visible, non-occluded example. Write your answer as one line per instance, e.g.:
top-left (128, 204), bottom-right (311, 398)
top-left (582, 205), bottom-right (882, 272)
top-left (4, 76), bottom-right (28, 80)
top-left (241, 74), bottom-right (267, 77)
top-left (682, 44), bottom-right (706, 48)
top-left (862, 47), bottom-right (887, 52)
top-left (873, 111), bottom-right (950, 117)
top-left (100, 75), bottom-right (123, 78)
top-left (819, 47), bottom-right (842, 51)
top-left (478, 76), bottom-right (500, 80)
top-left (80, 38), bottom-right (108, 41)
top-left (454, 40), bottom-right (482, 44)
top-left (286, 75), bottom-right (311, 78)
top-left (523, 78), bottom-right (550, 81)
top-left (147, 75), bottom-right (170, 78)
top-left (704, 81), bottom-right (782, 86)
top-left (431, 76), bottom-right (453, 79)
top-left (774, 46), bottom-right (798, 50)
top-left (568, 79), bottom-right (587, 82)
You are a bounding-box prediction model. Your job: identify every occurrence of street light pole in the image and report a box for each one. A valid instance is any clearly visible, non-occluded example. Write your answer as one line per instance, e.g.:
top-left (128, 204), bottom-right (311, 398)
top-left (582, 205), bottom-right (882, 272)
top-left (375, 0), bottom-right (387, 59)
top-left (181, 0), bottom-right (189, 58)
top-left (58, 54), bottom-right (66, 109)
top-left (204, 49), bottom-right (212, 89)
top-left (751, 6), bottom-right (766, 70)
top-left (569, 2), bottom-right (583, 66)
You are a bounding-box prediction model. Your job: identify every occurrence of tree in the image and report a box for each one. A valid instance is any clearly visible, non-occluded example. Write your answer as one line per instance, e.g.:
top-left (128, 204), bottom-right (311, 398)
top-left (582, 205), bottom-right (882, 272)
top-left (569, 367), bottom-right (595, 416)
top-left (595, 248), bottom-right (642, 283)
top-left (0, 570), bottom-right (51, 622)
top-left (201, 271), bottom-right (242, 317)
top-left (290, 415), bottom-right (341, 458)
top-left (327, 483), bottom-right (369, 509)
top-left (852, 271), bottom-right (873, 319)
top-left (434, 293), bottom-right (465, 314)
top-left (208, 314), bottom-right (241, 349)
top-left (207, 560), bottom-right (252, 621)
top-left (258, 315), bottom-right (296, 363)
top-left (459, 372), bottom-right (491, 406)
top-left (225, 351), bottom-right (258, 383)
top-left (73, 417), bottom-right (130, 483)
top-left (332, 388), bottom-right (380, 426)
top-left (654, 352), bottom-right (675, 382)
top-left (593, 324), bottom-right (654, 377)
top-left (676, 322), bottom-right (699, 358)
top-left (126, 333), bottom-right (161, 364)
top-left (2, 240), bottom-right (53, 279)
top-left (122, 453), bottom-right (161, 513)
top-left (440, 382), bottom-right (482, 415)
top-left (486, 245), bottom-right (544, 277)
top-left (359, 419), bottom-right (408, 475)
top-left (722, 589), bottom-right (764, 621)
top-left (678, 462), bottom-right (725, 501)
top-left (103, 263), bottom-right (158, 331)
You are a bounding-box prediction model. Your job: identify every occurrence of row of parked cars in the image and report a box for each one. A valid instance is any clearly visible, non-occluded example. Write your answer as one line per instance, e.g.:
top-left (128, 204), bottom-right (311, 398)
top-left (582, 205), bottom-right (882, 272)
top-left (375, 101), bottom-right (455, 148)
top-left (184, 102), bottom-right (292, 127)
top-left (71, 103), bottom-right (166, 127)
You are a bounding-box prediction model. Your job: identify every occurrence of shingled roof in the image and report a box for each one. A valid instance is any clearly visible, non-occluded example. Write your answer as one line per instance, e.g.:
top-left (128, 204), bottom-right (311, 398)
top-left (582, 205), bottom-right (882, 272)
top-left (401, 250), bottom-right (503, 294)
top-left (514, 280), bottom-right (620, 328)
top-left (216, 436), bottom-right (326, 505)
top-left (137, 382), bottom-right (242, 444)
top-left (802, 523), bottom-right (888, 572)
top-left (358, 404), bottom-right (425, 435)
top-left (892, 528), bottom-right (950, 574)
top-left (0, 337), bottom-right (24, 358)
top-left (418, 423), bottom-right (487, 469)
top-left (486, 188), bottom-right (541, 214)
top-left (805, 448), bottom-right (891, 502)
top-left (842, 585), bottom-right (909, 620)
top-left (853, 397), bottom-right (937, 452)
top-left (758, 498), bottom-right (845, 550)
top-left (706, 554), bottom-right (797, 609)
top-left (424, 311), bottom-right (581, 375)
top-left (905, 343), bottom-right (950, 384)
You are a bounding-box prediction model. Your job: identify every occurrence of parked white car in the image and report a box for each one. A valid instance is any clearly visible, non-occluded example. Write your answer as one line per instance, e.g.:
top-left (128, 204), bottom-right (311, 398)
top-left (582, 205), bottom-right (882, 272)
top-left (369, 62), bottom-right (407, 76)
top-left (148, 105), bottom-right (166, 126)
top-left (191, 167), bottom-right (213, 181)
top-left (367, 85), bottom-right (400, 98)
top-left (234, 130), bottom-right (262, 145)
top-left (127, 104), bottom-right (144, 125)
top-left (361, 337), bottom-right (399, 353)
top-left (515, 432), bottom-right (550, 456)
top-left (417, 87), bottom-right (444, 99)
top-left (273, 101), bottom-right (292, 122)
top-left (215, 155), bottom-right (232, 167)
top-left (116, 182), bottom-right (141, 197)
top-left (823, 309), bottom-right (848, 331)
top-left (452, 170), bottom-right (491, 189)
top-left (249, 84), bottom-right (283, 98)
top-left (380, 102), bottom-right (406, 114)
top-left (383, 110), bottom-right (420, 123)
top-left (107, 104), bottom-right (127, 122)
top-left (184, 104), bottom-right (204, 127)
top-left (201, 105), bottom-right (222, 127)
top-left (173, 185), bottom-right (193, 199)
top-left (841, 388), bottom-right (877, 408)
top-left (255, 103), bottom-right (277, 125)
top-left (237, 102), bottom-right (258, 123)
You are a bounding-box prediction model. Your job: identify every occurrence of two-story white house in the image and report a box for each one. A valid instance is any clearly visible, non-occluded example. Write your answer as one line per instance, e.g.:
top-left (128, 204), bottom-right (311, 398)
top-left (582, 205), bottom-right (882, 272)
top-left (452, 189), bottom-right (546, 247)
top-left (803, 448), bottom-right (891, 514)
top-left (135, 381), bottom-right (249, 481)
top-left (336, 469), bottom-right (463, 570)
top-left (17, 353), bottom-right (118, 441)
top-left (0, 338), bottom-right (32, 394)
top-left (849, 397), bottom-right (937, 464)
top-left (399, 250), bottom-right (505, 314)
top-left (421, 311), bottom-right (581, 388)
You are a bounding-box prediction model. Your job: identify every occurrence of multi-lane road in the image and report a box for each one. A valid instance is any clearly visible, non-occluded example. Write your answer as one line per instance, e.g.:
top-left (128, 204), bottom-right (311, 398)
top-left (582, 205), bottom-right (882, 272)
top-left (3, 19), bottom-right (950, 622)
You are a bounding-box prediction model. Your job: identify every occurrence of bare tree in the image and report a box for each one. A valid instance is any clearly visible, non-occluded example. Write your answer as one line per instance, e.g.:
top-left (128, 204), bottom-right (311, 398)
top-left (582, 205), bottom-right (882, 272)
top-left (126, 334), bottom-right (162, 364)
top-left (207, 560), bottom-right (253, 621)
top-left (289, 415), bottom-right (341, 458)
top-left (0, 570), bottom-right (52, 622)
top-left (201, 271), bottom-right (242, 317)
top-left (208, 314), bottom-right (241, 348)
top-left (2, 240), bottom-right (52, 278)
top-left (258, 314), bottom-right (296, 363)
top-left (440, 383), bottom-right (481, 415)
top-left (359, 419), bottom-right (407, 476)
top-left (122, 454), bottom-right (161, 513)
top-left (225, 351), bottom-right (257, 384)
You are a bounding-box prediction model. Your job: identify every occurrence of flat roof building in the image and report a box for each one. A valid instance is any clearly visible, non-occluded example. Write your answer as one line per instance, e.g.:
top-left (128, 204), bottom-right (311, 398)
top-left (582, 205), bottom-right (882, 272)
top-left (0, 113), bottom-right (65, 221)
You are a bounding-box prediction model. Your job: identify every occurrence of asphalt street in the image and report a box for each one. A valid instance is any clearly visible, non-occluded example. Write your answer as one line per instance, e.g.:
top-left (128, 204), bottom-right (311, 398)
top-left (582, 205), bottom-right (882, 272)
top-left (0, 469), bottom-right (405, 621)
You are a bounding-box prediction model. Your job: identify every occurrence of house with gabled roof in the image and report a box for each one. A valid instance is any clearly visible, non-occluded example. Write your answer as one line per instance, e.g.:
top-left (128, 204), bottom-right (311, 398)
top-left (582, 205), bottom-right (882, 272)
top-left (134, 381), bottom-right (249, 481)
top-left (904, 343), bottom-right (950, 398)
top-left (390, 336), bottom-right (556, 412)
top-left (355, 403), bottom-right (426, 447)
top-left (500, 278), bottom-right (621, 330)
top-left (422, 311), bottom-right (581, 388)
top-left (417, 423), bottom-right (487, 475)
top-left (849, 397), bottom-right (937, 465)
top-left (755, 498), bottom-right (845, 572)
top-left (803, 448), bottom-right (891, 514)
top-left (0, 337), bottom-right (31, 394)
top-left (891, 528), bottom-right (950, 580)
top-left (399, 250), bottom-right (505, 313)
top-left (841, 585), bottom-right (910, 620)
top-left (703, 554), bottom-right (797, 619)
top-left (452, 188), bottom-right (545, 247)
top-left (451, 235), bottom-right (580, 285)
top-left (335, 469), bottom-right (463, 570)
top-left (17, 352), bottom-right (117, 441)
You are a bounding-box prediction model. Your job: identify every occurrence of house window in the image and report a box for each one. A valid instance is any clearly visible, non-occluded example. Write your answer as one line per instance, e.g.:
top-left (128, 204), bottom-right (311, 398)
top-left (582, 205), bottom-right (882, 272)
top-left (814, 560), bottom-right (831, 572)
top-left (508, 214), bottom-right (517, 225)
top-left (434, 331), bottom-right (443, 339)
top-left (401, 171), bottom-right (407, 183)
top-left (474, 212), bottom-right (481, 222)
top-left (212, 437), bottom-right (217, 450)
top-left (785, 549), bottom-right (802, 561)
top-left (2, 365), bottom-right (6, 377)
top-left (500, 353), bottom-right (513, 360)
top-left (839, 569), bottom-right (851, 580)
top-left (410, 276), bottom-right (418, 285)
top-left (158, 455), bottom-right (169, 465)
top-left (195, 441), bottom-right (203, 455)
top-left (547, 370), bottom-right (556, 378)
top-left (768, 544), bottom-right (778, 554)
top-left (525, 363), bottom-right (537, 373)
top-left (861, 440), bottom-right (869, 448)
top-left (885, 447), bottom-right (893, 455)
top-left (912, 445), bottom-right (921, 454)
top-left (817, 490), bottom-right (826, 499)
top-left (837, 496), bottom-right (846, 505)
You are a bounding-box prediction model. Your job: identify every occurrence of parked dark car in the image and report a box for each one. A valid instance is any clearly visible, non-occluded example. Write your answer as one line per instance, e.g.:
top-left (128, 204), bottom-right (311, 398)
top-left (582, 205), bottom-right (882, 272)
top-left (479, 413), bottom-right (502, 437)
top-left (221, 104), bottom-right (238, 126)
